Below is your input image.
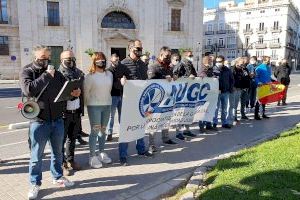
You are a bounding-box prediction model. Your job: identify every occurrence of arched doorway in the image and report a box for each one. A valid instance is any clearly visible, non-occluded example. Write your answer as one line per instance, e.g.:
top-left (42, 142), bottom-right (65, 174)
top-left (101, 11), bottom-right (136, 29)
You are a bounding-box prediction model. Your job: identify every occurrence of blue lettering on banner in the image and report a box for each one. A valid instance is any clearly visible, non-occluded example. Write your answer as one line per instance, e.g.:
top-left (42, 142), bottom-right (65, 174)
top-left (139, 82), bottom-right (211, 118)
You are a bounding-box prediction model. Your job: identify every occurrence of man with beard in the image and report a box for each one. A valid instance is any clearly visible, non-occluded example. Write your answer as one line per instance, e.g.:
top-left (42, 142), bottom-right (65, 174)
top-left (20, 46), bottom-right (75, 199)
top-left (58, 50), bottom-right (85, 176)
top-left (147, 46), bottom-right (178, 153)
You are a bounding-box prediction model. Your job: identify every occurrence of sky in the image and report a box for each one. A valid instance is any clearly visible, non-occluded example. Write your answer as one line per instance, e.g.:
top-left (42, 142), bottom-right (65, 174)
top-left (204, 0), bottom-right (245, 9)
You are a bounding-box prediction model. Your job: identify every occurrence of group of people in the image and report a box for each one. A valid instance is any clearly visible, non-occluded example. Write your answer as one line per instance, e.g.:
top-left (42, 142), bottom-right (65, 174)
top-left (19, 39), bottom-right (292, 199)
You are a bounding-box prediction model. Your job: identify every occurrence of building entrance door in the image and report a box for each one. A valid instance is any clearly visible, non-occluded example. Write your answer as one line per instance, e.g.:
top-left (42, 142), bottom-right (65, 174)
top-left (111, 48), bottom-right (127, 61)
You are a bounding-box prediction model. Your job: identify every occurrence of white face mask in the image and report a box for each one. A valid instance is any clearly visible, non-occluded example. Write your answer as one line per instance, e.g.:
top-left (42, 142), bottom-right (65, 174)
top-left (250, 60), bottom-right (256, 65)
top-left (172, 61), bottom-right (179, 66)
top-left (187, 57), bottom-right (194, 62)
top-left (216, 63), bottom-right (223, 68)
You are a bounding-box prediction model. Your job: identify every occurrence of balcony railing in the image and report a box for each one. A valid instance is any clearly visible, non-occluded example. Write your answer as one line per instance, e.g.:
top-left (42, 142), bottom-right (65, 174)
top-left (227, 44), bottom-right (237, 49)
top-left (227, 29), bottom-right (236, 34)
top-left (168, 23), bottom-right (184, 32)
top-left (256, 28), bottom-right (267, 34)
top-left (0, 16), bottom-right (12, 25)
top-left (270, 26), bottom-right (282, 33)
top-left (218, 44), bottom-right (225, 48)
top-left (255, 43), bottom-right (267, 49)
top-left (44, 17), bottom-right (63, 26)
top-left (204, 45), bottom-right (213, 49)
top-left (216, 30), bottom-right (227, 34)
top-left (269, 42), bottom-right (281, 48)
top-left (204, 31), bottom-right (214, 35)
top-left (243, 29), bottom-right (253, 34)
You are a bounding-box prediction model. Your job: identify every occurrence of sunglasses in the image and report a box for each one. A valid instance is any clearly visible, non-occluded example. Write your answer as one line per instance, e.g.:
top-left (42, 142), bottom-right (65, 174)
top-left (216, 61), bottom-right (223, 63)
top-left (188, 55), bottom-right (194, 58)
top-left (63, 57), bottom-right (76, 62)
top-left (133, 47), bottom-right (143, 51)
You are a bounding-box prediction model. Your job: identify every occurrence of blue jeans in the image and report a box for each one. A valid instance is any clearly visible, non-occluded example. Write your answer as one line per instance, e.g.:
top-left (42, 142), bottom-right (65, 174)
top-left (213, 92), bottom-right (229, 126)
top-left (248, 81), bottom-right (257, 108)
top-left (107, 96), bottom-right (122, 135)
top-left (240, 89), bottom-right (249, 117)
top-left (227, 89), bottom-right (241, 125)
top-left (87, 105), bottom-right (111, 156)
top-left (29, 118), bottom-right (64, 186)
top-left (119, 139), bottom-right (146, 159)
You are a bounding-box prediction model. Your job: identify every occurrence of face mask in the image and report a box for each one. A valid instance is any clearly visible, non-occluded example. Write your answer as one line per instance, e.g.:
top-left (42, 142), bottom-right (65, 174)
top-left (63, 58), bottom-right (76, 68)
top-left (36, 59), bottom-right (49, 69)
top-left (132, 47), bottom-right (143, 58)
top-left (250, 60), bottom-right (256, 65)
top-left (216, 63), bottom-right (223, 68)
top-left (95, 60), bottom-right (106, 68)
top-left (163, 57), bottom-right (171, 64)
top-left (172, 61), bottom-right (179, 66)
top-left (187, 57), bottom-right (194, 62)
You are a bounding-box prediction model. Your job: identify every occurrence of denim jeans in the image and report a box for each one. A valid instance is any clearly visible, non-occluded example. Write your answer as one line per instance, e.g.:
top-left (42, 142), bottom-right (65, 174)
top-left (119, 138), bottom-right (146, 159)
top-left (227, 89), bottom-right (241, 125)
top-left (247, 81), bottom-right (257, 108)
top-left (213, 92), bottom-right (229, 126)
top-left (240, 89), bottom-right (249, 117)
top-left (87, 105), bottom-right (111, 156)
top-left (107, 96), bottom-right (122, 135)
top-left (29, 118), bottom-right (64, 186)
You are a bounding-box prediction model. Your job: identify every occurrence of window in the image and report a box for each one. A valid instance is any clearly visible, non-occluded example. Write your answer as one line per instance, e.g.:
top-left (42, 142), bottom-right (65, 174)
top-left (260, 10), bottom-right (265, 13)
top-left (47, 1), bottom-right (60, 26)
top-left (0, 36), bottom-right (9, 55)
top-left (256, 50), bottom-right (264, 57)
top-left (246, 24), bottom-right (251, 31)
top-left (245, 36), bottom-right (250, 46)
top-left (246, 12), bottom-right (251, 15)
top-left (259, 22), bottom-right (264, 31)
top-left (0, 0), bottom-right (8, 23)
top-left (272, 34), bottom-right (280, 43)
top-left (273, 21), bottom-right (279, 30)
top-left (170, 9), bottom-right (181, 31)
top-left (207, 39), bottom-right (212, 45)
top-left (219, 22), bottom-right (225, 31)
top-left (272, 50), bottom-right (277, 59)
top-left (207, 24), bottom-right (213, 32)
top-left (275, 8), bottom-right (280, 12)
top-left (48, 46), bottom-right (63, 68)
top-left (101, 12), bottom-right (135, 29)
top-left (258, 36), bottom-right (264, 44)
top-left (219, 38), bottom-right (224, 46)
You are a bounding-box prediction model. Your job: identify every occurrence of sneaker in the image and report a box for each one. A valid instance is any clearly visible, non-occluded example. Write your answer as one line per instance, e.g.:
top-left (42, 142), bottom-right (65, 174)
top-left (66, 161), bottom-right (81, 171)
top-left (106, 134), bottom-right (113, 142)
top-left (80, 131), bottom-right (89, 137)
top-left (241, 116), bottom-right (249, 120)
top-left (28, 185), bottom-right (40, 199)
top-left (53, 176), bottom-right (74, 187)
top-left (77, 137), bottom-right (88, 145)
top-left (262, 114), bottom-right (270, 119)
top-left (99, 152), bottom-right (112, 164)
top-left (139, 151), bottom-right (153, 157)
top-left (163, 139), bottom-right (177, 145)
top-left (277, 102), bottom-right (281, 106)
top-left (282, 102), bottom-right (287, 106)
top-left (222, 124), bottom-right (232, 129)
top-left (183, 130), bottom-right (196, 137)
top-left (199, 127), bottom-right (205, 134)
top-left (176, 133), bottom-right (185, 140)
top-left (255, 115), bottom-right (261, 120)
top-left (89, 156), bottom-right (102, 168)
top-left (120, 157), bottom-right (128, 166)
top-left (149, 145), bottom-right (158, 153)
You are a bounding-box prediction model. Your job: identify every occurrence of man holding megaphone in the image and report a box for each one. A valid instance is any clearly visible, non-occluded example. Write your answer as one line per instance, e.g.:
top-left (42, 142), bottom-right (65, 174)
top-left (19, 45), bottom-right (77, 200)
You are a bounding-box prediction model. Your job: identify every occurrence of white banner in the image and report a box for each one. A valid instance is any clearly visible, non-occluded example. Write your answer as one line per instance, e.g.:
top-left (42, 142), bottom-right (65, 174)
top-left (119, 77), bottom-right (219, 143)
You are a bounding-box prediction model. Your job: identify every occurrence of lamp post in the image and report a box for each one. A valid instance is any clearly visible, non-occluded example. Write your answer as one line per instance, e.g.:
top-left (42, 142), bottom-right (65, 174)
top-left (195, 42), bottom-right (201, 71)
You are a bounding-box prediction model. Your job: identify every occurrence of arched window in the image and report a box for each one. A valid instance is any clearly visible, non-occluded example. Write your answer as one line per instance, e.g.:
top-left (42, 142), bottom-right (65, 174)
top-left (101, 11), bottom-right (135, 29)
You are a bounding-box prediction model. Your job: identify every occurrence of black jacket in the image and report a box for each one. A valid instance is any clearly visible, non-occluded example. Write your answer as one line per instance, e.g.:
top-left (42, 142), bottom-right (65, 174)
top-left (174, 58), bottom-right (197, 77)
top-left (121, 57), bottom-right (148, 80)
top-left (274, 64), bottom-right (292, 85)
top-left (216, 66), bottom-right (234, 93)
top-left (58, 65), bottom-right (85, 115)
top-left (148, 60), bottom-right (173, 79)
top-left (107, 62), bottom-right (130, 96)
top-left (233, 67), bottom-right (250, 89)
top-left (20, 63), bottom-right (66, 121)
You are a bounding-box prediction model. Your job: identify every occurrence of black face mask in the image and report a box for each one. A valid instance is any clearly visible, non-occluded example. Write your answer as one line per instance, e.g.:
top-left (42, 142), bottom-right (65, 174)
top-left (95, 60), bottom-right (106, 68)
top-left (133, 47), bottom-right (143, 58)
top-left (163, 57), bottom-right (171, 64)
top-left (63, 58), bottom-right (76, 68)
top-left (36, 59), bottom-right (49, 69)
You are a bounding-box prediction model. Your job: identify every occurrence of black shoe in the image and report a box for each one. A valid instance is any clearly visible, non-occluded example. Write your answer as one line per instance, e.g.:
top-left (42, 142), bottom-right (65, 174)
top-left (163, 139), bottom-right (177, 145)
top-left (277, 102), bottom-right (281, 106)
top-left (139, 151), bottom-right (153, 157)
top-left (120, 158), bottom-right (128, 166)
top-left (106, 134), bottom-right (113, 142)
top-left (262, 114), bottom-right (270, 119)
top-left (77, 137), bottom-right (88, 145)
top-left (176, 133), bottom-right (185, 140)
top-left (80, 131), bottom-right (89, 137)
top-left (199, 127), bottom-right (205, 134)
top-left (206, 126), bottom-right (213, 131)
top-left (241, 116), bottom-right (249, 120)
top-left (222, 124), bottom-right (232, 129)
top-left (183, 130), bottom-right (196, 137)
top-left (255, 115), bottom-right (261, 120)
top-left (282, 102), bottom-right (287, 106)
top-left (149, 145), bottom-right (158, 153)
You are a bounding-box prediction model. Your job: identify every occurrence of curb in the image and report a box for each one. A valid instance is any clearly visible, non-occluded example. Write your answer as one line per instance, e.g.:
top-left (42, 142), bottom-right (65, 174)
top-left (176, 122), bottom-right (300, 200)
top-left (8, 121), bottom-right (30, 130)
top-left (0, 80), bottom-right (19, 84)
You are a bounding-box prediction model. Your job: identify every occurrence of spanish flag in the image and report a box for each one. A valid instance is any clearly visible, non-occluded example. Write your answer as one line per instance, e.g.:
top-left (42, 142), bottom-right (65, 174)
top-left (257, 82), bottom-right (286, 104)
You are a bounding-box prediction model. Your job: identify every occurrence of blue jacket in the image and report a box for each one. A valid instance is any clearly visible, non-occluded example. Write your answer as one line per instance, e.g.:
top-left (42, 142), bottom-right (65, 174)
top-left (255, 63), bottom-right (271, 85)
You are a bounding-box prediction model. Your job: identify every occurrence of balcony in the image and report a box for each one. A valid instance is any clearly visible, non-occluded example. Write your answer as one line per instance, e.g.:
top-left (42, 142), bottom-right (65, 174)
top-left (256, 28), bottom-right (267, 34)
top-left (44, 17), bottom-right (63, 26)
top-left (204, 31), bottom-right (214, 35)
top-left (0, 16), bottom-right (12, 25)
top-left (227, 44), bottom-right (237, 49)
top-left (218, 44), bottom-right (226, 49)
top-left (270, 26), bottom-right (282, 33)
top-left (271, 55), bottom-right (278, 60)
top-left (204, 45), bottom-right (213, 50)
top-left (286, 42), bottom-right (296, 49)
top-left (168, 23), bottom-right (184, 32)
top-left (216, 30), bottom-right (227, 34)
top-left (269, 42), bottom-right (281, 48)
top-left (255, 43), bottom-right (267, 49)
top-left (227, 29), bottom-right (236, 34)
top-left (243, 29), bottom-right (253, 34)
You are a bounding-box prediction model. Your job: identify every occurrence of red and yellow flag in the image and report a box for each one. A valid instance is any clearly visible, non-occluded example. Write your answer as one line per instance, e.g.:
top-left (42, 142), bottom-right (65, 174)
top-left (257, 82), bottom-right (286, 104)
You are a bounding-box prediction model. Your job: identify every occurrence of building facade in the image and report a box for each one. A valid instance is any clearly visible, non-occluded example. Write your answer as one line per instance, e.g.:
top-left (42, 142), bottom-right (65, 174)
top-left (203, 0), bottom-right (300, 71)
top-left (0, 0), bottom-right (203, 79)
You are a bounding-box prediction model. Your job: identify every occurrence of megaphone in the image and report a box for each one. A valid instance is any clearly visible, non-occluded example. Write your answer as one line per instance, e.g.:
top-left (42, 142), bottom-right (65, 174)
top-left (20, 100), bottom-right (40, 119)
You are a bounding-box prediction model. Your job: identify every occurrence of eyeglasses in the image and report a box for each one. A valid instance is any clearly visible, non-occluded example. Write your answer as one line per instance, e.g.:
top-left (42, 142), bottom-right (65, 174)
top-left (63, 57), bottom-right (76, 62)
